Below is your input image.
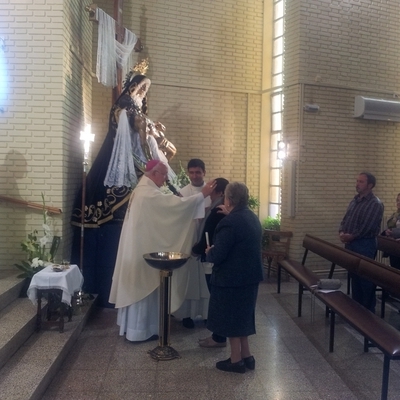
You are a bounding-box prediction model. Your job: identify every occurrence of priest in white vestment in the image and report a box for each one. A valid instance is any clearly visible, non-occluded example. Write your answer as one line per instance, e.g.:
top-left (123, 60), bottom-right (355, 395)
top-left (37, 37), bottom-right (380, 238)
top-left (109, 160), bottom-right (216, 341)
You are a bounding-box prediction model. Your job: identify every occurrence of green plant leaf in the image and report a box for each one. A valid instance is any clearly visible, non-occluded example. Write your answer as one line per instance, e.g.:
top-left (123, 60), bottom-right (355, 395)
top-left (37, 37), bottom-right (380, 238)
top-left (262, 215), bottom-right (281, 247)
top-left (173, 161), bottom-right (190, 188)
top-left (14, 261), bottom-right (31, 270)
top-left (262, 215), bottom-right (281, 230)
top-left (248, 195), bottom-right (260, 210)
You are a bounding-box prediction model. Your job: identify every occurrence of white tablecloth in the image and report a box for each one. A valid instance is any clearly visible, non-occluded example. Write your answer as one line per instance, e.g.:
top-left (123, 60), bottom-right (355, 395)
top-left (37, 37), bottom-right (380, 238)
top-left (27, 264), bottom-right (84, 306)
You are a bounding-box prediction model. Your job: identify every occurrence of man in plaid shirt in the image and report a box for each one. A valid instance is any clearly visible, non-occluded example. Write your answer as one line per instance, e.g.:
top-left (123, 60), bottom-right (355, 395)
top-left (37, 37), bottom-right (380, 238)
top-left (339, 172), bottom-right (384, 312)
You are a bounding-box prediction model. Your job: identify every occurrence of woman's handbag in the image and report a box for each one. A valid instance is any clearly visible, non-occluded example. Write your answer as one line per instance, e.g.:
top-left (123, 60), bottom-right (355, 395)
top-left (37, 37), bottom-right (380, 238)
top-left (317, 279), bottom-right (341, 291)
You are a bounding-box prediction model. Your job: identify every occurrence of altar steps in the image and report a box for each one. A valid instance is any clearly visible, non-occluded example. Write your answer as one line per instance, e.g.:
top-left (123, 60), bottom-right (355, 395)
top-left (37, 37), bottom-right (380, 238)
top-left (0, 270), bottom-right (96, 400)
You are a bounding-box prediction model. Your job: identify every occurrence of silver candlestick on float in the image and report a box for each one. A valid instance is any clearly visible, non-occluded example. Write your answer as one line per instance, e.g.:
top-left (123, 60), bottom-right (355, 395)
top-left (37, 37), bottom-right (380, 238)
top-left (143, 252), bottom-right (190, 361)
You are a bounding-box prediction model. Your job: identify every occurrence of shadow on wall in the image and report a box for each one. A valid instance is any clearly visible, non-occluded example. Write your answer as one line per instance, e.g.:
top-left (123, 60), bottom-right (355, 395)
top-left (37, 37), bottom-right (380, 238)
top-left (0, 150), bottom-right (28, 267)
top-left (1, 149), bottom-right (28, 196)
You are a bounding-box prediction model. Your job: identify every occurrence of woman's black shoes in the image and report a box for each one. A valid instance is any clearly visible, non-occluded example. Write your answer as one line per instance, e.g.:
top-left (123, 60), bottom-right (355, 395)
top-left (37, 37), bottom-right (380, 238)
top-left (215, 356), bottom-right (255, 373)
top-left (216, 358), bottom-right (246, 373)
top-left (243, 355), bottom-right (255, 370)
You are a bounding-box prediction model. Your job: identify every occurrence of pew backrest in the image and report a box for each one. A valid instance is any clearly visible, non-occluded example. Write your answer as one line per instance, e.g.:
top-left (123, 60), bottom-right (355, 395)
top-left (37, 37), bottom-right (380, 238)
top-left (302, 234), bottom-right (400, 298)
top-left (302, 234), bottom-right (360, 274)
top-left (357, 258), bottom-right (400, 298)
top-left (377, 235), bottom-right (400, 258)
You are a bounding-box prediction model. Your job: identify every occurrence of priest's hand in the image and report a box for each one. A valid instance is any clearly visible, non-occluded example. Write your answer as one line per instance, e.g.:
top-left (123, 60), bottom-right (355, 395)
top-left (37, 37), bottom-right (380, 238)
top-left (201, 180), bottom-right (216, 198)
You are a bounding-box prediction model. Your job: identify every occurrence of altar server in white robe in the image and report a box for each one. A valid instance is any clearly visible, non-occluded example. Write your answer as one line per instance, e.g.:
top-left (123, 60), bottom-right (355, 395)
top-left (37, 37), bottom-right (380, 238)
top-left (109, 159), bottom-right (216, 341)
top-left (173, 159), bottom-right (211, 328)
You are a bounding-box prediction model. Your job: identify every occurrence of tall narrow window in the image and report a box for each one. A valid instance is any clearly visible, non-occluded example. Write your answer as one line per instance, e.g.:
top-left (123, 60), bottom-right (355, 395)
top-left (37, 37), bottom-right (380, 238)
top-left (269, 0), bottom-right (285, 218)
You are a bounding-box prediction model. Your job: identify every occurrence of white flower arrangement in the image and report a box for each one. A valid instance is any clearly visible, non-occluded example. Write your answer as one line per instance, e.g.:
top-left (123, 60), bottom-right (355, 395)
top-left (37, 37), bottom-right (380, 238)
top-left (31, 257), bottom-right (45, 269)
top-left (14, 194), bottom-right (58, 279)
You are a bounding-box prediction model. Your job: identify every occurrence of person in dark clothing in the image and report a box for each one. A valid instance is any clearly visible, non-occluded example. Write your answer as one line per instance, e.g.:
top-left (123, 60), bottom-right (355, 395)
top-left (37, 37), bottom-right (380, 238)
top-left (382, 193), bottom-right (400, 270)
top-left (205, 182), bottom-right (263, 373)
top-left (339, 172), bottom-right (384, 312)
top-left (193, 177), bottom-right (229, 348)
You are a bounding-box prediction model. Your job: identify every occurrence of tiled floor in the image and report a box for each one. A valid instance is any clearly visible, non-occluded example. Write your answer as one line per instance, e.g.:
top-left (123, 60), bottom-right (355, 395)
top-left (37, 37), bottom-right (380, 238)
top-left (42, 279), bottom-right (400, 399)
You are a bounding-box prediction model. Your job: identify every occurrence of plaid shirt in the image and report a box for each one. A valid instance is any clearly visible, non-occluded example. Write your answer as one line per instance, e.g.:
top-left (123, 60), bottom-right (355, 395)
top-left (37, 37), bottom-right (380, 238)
top-left (339, 192), bottom-right (384, 239)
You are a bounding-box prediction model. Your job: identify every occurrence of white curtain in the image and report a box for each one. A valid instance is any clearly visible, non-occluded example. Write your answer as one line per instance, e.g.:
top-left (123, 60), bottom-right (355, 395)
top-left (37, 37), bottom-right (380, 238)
top-left (96, 8), bottom-right (138, 88)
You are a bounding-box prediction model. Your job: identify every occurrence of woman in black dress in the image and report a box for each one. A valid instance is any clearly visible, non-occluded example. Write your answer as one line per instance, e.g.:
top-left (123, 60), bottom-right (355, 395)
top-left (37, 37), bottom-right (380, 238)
top-left (205, 182), bottom-right (263, 373)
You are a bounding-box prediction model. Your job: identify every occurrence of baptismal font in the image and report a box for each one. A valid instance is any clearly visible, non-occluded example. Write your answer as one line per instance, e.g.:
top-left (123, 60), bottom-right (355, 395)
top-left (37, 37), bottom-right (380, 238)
top-left (143, 252), bottom-right (190, 361)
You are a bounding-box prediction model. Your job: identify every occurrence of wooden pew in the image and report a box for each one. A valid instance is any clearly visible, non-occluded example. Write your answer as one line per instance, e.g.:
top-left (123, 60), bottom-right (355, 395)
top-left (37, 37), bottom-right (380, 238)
top-left (376, 235), bottom-right (400, 314)
top-left (277, 234), bottom-right (359, 316)
top-left (377, 235), bottom-right (400, 259)
top-left (277, 234), bottom-right (400, 400)
top-left (315, 258), bottom-right (400, 400)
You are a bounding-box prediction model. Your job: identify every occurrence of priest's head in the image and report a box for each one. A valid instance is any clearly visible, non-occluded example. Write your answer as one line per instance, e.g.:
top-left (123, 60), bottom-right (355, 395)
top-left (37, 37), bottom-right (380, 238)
top-left (145, 160), bottom-right (168, 187)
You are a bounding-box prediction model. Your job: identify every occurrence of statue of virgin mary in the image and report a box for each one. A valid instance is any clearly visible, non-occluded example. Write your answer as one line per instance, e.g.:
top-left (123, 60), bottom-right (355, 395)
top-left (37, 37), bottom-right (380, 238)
top-left (70, 61), bottom-right (177, 306)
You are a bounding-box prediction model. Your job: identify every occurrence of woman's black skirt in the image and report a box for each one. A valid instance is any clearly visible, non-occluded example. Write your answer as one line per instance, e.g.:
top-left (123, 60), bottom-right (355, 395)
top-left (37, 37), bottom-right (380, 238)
top-left (206, 283), bottom-right (259, 338)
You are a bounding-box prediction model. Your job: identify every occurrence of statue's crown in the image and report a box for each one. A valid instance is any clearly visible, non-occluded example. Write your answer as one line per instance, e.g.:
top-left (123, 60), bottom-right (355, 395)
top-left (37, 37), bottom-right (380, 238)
top-left (123, 58), bottom-right (149, 91)
top-left (132, 59), bottom-right (149, 75)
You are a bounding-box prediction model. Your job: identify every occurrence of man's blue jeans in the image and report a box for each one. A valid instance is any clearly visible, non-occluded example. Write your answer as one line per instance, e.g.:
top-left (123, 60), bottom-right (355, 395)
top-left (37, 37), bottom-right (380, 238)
top-left (346, 237), bottom-right (377, 313)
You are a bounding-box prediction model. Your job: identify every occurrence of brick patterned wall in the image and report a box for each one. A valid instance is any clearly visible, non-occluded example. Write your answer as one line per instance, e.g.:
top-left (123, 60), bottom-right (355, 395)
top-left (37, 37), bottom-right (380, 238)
top-left (297, 0), bottom-right (400, 90)
top-left (1, 0), bottom-right (399, 275)
top-left (124, 0), bottom-right (263, 91)
top-left (283, 0), bottom-right (400, 270)
top-left (0, 0), bottom-right (264, 269)
top-left (61, 0), bottom-right (93, 259)
top-left (92, 0), bottom-right (264, 194)
top-left (0, 1), bottom-right (92, 268)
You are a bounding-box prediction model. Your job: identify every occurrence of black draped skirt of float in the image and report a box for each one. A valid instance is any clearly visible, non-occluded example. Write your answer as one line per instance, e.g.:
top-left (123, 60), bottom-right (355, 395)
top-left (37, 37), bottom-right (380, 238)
top-left (70, 109), bottom-right (132, 308)
top-left (71, 222), bottom-right (124, 308)
top-left (206, 283), bottom-right (259, 338)
top-left (70, 77), bottom-right (153, 308)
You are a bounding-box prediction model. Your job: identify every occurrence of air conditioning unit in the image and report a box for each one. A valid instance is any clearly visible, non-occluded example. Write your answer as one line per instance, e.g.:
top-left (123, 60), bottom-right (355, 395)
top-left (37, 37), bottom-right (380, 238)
top-left (354, 96), bottom-right (400, 122)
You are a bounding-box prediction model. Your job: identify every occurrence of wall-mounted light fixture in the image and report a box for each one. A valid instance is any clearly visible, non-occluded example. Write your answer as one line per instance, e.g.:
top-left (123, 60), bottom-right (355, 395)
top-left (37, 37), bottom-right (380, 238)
top-left (303, 104), bottom-right (320, 113)
top-left (277, 141), bottom-right (287, 160)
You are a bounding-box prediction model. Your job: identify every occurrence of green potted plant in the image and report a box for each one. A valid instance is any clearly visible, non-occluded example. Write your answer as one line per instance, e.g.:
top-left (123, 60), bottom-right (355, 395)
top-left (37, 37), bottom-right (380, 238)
top-left (262, 215), bottom-right (281, 231)
top-left (262, 215), bottom-right (281, 247)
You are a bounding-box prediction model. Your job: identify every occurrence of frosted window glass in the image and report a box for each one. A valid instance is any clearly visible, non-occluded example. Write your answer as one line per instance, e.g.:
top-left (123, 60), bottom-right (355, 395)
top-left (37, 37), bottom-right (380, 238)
top-left (270, 168), bottom-right (280, 186)
top-left (270, 151), bottom-right (281, 168)
top-left (272, 112), bottom-right (282, 131)
top-left (272, 94), bottom-right (282, 113)
top-left (271, 133), bottom-right (279, 149)
top-left (273, 74), bottom-right (283, 87)
top-left (273, 55), bottom-right (283, 75)
top-left (274, 37), bottom-right (283, 55)
top-left (270, 186), bottom-right (281, 203)
top-left (274, 19), bottom-right (283, 37)
top-left (269, 204), bottom-right (280, 218)
top-left (274, 1), bottom-right (284, 20)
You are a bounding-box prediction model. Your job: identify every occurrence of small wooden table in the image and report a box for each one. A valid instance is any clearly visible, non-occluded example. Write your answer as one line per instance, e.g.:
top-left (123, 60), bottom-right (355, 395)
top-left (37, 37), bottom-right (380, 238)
top-left (27, 264), bottom-right (84, 333)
